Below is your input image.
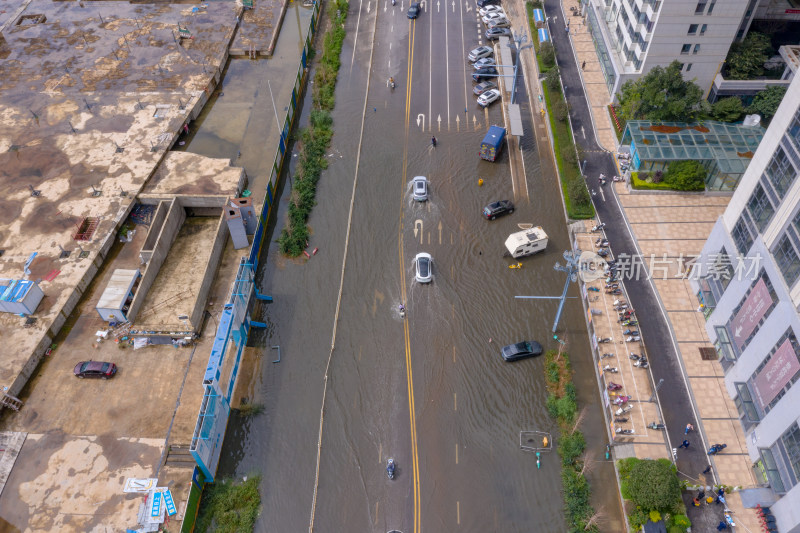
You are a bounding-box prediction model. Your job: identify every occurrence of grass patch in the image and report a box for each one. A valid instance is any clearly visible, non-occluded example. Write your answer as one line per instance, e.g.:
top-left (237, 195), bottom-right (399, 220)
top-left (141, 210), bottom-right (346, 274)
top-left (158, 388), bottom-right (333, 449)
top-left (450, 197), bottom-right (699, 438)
top-left (278, 0), bottom-right (349, 256)
top-left (195, 475), bottom-right (262, 533)
top-left (541, 84), bottom-right (595, 219)
top-left (630, 172), bottom-right (673, 191)
top-left (237, 402), bottom-right (265, 417)
top-left (543, 349), bottom-right (599, 532)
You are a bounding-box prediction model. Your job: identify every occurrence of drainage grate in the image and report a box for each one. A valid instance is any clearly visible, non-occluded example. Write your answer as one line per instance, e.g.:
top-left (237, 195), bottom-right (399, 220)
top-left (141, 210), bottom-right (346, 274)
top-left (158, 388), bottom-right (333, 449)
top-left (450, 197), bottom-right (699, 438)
top-left (79, 251), bottom-right (90, 259)
top-left (59, 250), bottom-right (71, 259)
top-left (16, 14), bottom-right (46, 26)
top-left (699, 347), bottom-right (718, 361)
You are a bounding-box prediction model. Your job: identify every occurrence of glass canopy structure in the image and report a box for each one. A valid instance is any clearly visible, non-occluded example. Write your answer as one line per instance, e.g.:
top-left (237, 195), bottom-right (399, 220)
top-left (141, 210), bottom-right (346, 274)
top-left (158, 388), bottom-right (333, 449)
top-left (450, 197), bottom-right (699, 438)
top-left (622, 121), bottom-right (765, 191)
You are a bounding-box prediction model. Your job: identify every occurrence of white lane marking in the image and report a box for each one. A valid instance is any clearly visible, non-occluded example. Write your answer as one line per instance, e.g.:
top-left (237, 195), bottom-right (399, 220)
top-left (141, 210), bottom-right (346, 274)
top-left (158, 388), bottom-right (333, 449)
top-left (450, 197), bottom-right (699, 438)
top-left (350, 0), bottom-right (366, 73)
top-left (444, 0), bottom-right (450, 130)
top-left (428, 0), bottom-right (432, 132)
top-left (459, 0), bottom-right (468, 112)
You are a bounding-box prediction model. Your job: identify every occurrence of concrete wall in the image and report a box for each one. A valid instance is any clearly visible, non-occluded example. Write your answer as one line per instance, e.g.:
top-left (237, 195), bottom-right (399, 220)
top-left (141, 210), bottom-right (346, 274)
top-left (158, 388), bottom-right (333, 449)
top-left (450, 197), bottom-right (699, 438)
top-left (127, 198), bottom-right (186, 322)
top-left (189, 215), bottom-right (229, 330)
top-left (140, 201), bottom-right (169, 264)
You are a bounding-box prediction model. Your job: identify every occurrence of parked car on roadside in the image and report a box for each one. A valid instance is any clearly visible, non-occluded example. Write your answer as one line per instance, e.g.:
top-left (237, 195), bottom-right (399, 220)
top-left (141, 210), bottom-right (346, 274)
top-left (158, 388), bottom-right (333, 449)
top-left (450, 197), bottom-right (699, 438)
top-left (472, 66), bottom-right (498, 82)
top-left (487, 17), bottom-right (510, 28)
top-left (485, 27), bottom-right (511, 40)
top-left (477, 88), bottom-right (501, 107)
top-left (479, 5), bottom-right (504, 16)
top-left (468, 45), bottom-right (493, 62)
top-left (482, 12), bottom-right (505, 25)
top-left (477, 0), bottom-right (500, 7)
top-left (473, 80), bottom-right (498, 96)
top-left (73, 361), bottom-right (117, 379)
top-left (473, 57), bottom-right (497, 70)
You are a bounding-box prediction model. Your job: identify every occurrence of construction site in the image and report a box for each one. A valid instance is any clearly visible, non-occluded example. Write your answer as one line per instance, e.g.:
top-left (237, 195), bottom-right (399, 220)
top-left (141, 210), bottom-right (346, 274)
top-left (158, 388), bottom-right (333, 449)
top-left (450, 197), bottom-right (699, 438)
top-left (0, 0), bottom-right (314, 529)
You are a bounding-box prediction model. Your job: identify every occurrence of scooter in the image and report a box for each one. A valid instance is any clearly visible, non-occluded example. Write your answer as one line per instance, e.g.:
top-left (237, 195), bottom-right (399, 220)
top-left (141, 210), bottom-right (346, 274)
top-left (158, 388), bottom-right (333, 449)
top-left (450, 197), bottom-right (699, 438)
top-left (626, 335), bottom-right (641, 342)
top-left (708, 443), bottom-right (727, 455)
top-left (648, 422), bottom-right (665, 430)
top-left (597, 249), bottom-right (610, 258)
top-left (622, 319), bottom-right (638, 326)
top-left (601, 352), bottom-right (615, 359)
top-left (590, 309), bottom-right (603, 316)
top-left (603, 365), bottom-right (619, 373)
top-left (635, 360), bottom-right (649, 368)
top-left (598, 337), bottom-right (612, 344)
top-left (613, 299), bottom-right (626, 306)
top-left (614, 304), bottom-right (629, 311)
top-left (591, 223), bottom-right (606, 232)
top-left (613, 175), bottom-right (624, 182)
top-left (614, 404), bottom-right (633, 415)
top-left (509, 262), bottom-right (523, 269)
top-left (607, 382), bottom-right (623, 391)
top-left (605, 444), bottom-right (611, 460)
top-left (398, 304), bottom-right (406, 319)
top-left (623, 329), bottom-right (639, 336)
top-left (615, 427), bottom-right (634, 434)
top-left (387, 458), bottom-right (396, 479)
top-left (612, 395), bottom-right (631, 405)
top-left (629, 352), bottom-right (644, 361)
top-left (588, 287), bottom-right (600, 292)
top-left (595, 238), bottom-right (610, 247)
top-left (606, 288), bottom-right (622, 295)
top-left (536, 451), bottom-right (541, 469)
top-left (613, 417), bottom-right (628, 423)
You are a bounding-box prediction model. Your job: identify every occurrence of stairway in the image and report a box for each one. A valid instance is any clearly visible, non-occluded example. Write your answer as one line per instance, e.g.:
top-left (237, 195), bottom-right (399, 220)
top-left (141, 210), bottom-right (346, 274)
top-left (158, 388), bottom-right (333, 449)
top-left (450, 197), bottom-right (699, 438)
top-left (164, 445), bottom-right (196, 468)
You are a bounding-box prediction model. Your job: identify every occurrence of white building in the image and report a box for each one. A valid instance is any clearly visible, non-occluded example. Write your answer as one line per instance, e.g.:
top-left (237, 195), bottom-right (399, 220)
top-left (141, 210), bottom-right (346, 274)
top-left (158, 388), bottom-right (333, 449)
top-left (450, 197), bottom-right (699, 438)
top-left (693, 74), bottom-right (800, 532)
top-left (584, 0), bottom-right (754, 98)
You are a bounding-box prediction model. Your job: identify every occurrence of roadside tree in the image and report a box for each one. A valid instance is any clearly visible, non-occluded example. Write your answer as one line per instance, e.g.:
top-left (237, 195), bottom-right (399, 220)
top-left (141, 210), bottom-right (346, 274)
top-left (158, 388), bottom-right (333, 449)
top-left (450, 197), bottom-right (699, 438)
top-left (545, 66), bottom-right (561, 91)
top-left (749, 85), bottom-right (787, 120)
top-left (620, 458), bottom-right (681, 513)
top-left (618, 61), bottom-right (706, 122)
top-left (539, 42), bottom-right (555, 70)
top-left (711, 97), bottom-right (745, 122)
top-left (725, 32), bottom-right (772, 80)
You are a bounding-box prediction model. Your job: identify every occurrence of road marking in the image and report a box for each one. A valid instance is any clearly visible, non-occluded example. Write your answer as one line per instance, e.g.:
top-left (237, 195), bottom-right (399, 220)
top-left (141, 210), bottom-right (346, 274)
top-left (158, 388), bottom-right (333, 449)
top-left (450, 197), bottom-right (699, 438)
top-left (455, 443), bottom-right (459, 463)
top-left (438, 221), bottom-right (442, 244)
top-left (456, 114), bottom-right (460, 131)
top-left (359, 346), bottom-right (362, 361)
top-left (414, 219), bottom-right (423, 242)
top-left (375, 501), bottom-right (380, 523)
top-left (401, 21), bottom-right (421, 533)
top-left (452, 345), bottom-right (456, 362)
top-left (459, 0), bottom-right (468, 112)
top-left (453, 392), bottom-right (457, 410)
top-left (437, 114), bottom-right (442, 131)
top-left (428, 3), bottom-right (432, 133)
top-left (350, 0), bottom-right (366, 73)
top-left (484, 106), bottom-right (488, 126)
top-left (457, 501), bottom-right (461, 525)
top-left (444, 0), bottom-right (450, 130)
top-left (416, 113), bottom-right (425, 130)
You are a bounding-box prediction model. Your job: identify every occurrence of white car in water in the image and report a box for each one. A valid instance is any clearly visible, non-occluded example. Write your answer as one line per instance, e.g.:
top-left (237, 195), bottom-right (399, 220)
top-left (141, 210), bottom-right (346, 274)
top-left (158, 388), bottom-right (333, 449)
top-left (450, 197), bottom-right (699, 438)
top-left (412, 176), bottom-right (428, 201)
top-left (414, 253), bottom-right (433, 283)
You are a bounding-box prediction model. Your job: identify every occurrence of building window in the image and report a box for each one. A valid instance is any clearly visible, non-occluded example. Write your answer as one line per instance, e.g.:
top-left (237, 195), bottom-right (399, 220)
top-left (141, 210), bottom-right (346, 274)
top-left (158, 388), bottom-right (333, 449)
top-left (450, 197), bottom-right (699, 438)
top-left (688, 24), bottom-right (698, 34)
top-left (782, 423), bottom-right (800, 481)
top-left (700, 24), bottom-right (707, 35)
top-left (759, 448), bottom-right (787, 493)
top-left (695, 1), bottom-right (706, 13)
top-left (716, 325), bottom-right (736, 361)
top-left (693, 44), bottom-right (701, 54)
top-left (707, 0), bottom-right (716, 13)
top-left (747, 183), bottom-right (776, 232)
top-left (732, 215), bottom-right (754, 255)
top-left (734, 382), bottom-right (759, 425)
top-left (681, 44), bottom-right (691, 54)
top-left (789, 109), bottom-right (800, 151)
top-left (774, 235), bottom-right (800, 288)
top-left (686, 63), bottom-right (693, 71)
top-left (765, 147), bottom-right (798, 198)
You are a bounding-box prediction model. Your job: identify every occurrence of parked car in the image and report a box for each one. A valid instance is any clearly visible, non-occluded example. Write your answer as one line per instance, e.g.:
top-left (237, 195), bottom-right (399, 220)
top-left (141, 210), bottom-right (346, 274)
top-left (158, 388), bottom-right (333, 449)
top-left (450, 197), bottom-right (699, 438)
top-left (482, 200), bottom-right (514, 219)
top-left (501, 341), bottom-right (543, 362)
top-left (473, 80), bottom-right (498, 96)
top-left (412, 175), bottom-right (428, 201)
top-left (477, 88), bottom-right (501, 107)
top-left (482, 12), bottom-right (505, 24)
top-left (479, 5), bottom-right (504, 16)
top-left (487, 17), bottom-right (510, 28)
top-left (468, 45), bottom-right (493, 62)
top-left (74, 360), bottom-right (118, 379)
top-left (415, 253), bottom-right (433, 283)
top-left (476, 0), bottom-right (500, 7)
top-left (407, 2), bottom-right (421, 18)
top-left (472, 66), bottom-right (498, 82)
top-left (485, 27), bottom-right (511, 40)
top-left (473, 58), bottom-right (497, 70)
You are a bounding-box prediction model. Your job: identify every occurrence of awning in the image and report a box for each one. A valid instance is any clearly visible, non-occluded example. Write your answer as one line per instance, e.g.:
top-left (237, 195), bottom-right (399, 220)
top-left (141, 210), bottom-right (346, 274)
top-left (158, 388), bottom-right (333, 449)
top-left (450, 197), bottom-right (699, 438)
top-left (538, 28), bottom-right (550, 43)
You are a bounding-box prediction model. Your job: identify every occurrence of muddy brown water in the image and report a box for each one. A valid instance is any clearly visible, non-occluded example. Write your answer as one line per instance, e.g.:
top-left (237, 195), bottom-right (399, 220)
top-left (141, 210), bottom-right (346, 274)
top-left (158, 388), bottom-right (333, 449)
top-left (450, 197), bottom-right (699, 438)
top-left (181, 3), bottom-right (623, 532)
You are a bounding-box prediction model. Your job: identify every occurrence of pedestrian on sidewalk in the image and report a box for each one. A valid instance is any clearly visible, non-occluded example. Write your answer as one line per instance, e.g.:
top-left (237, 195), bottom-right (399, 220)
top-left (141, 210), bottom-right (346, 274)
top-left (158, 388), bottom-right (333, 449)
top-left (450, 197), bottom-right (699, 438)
top-left (702, 465), bottom-right (713, 475)
top-left (685, 423), bottom-right (694, 434)
top-left (717, 521), bottom-right (729, 531)
top-left (678, 439), bottom-right (690, 449)
top-left (581, 61), bottom-right (586, 70)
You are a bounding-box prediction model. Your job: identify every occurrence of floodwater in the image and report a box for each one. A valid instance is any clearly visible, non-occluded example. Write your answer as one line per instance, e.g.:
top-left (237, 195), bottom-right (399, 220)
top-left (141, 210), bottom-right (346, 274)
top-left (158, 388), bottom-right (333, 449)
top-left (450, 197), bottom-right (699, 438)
top-left (182, 1), bottom-right (622, 532)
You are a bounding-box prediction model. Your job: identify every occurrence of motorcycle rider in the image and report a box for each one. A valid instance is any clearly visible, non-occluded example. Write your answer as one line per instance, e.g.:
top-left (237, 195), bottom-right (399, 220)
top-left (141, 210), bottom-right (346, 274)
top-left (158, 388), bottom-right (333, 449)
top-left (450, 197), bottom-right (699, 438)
top-left (386, 458), bottom-right (396, 478)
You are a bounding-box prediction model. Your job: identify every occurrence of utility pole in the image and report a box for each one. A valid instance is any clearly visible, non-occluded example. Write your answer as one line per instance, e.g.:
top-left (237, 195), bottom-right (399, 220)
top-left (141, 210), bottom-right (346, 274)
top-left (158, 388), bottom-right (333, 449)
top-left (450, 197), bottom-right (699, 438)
top-left (508, 31), bottom-right (534, 105)
top-left (516, 249), bottom-right (582, 332)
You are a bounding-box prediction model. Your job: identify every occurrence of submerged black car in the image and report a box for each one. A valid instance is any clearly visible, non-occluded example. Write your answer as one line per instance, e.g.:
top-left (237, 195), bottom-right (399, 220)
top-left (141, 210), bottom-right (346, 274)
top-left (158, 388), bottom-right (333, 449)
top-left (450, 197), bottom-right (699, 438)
top-left (483, 200), bottom-right (514, 220)
top-left (501, 341), bottom-right (543, 362)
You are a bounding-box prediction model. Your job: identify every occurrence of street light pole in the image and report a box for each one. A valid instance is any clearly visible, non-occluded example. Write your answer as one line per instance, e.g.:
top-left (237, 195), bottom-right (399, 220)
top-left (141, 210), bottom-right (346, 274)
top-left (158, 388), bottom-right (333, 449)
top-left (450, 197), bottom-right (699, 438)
top-left (508, 32), bottom-right (534, 105)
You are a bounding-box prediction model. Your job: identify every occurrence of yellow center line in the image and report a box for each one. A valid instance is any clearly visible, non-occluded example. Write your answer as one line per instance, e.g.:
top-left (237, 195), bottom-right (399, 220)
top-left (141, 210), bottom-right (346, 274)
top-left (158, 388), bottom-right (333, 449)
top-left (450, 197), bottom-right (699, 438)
top-left (399, 18), bottom-right (421, 533)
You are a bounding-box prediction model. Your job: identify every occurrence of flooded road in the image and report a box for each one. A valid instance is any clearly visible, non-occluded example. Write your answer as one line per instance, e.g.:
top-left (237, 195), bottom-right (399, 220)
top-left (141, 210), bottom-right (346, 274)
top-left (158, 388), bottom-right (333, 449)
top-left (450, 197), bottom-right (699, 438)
top-left (184, 1), bottom-right (622, 531)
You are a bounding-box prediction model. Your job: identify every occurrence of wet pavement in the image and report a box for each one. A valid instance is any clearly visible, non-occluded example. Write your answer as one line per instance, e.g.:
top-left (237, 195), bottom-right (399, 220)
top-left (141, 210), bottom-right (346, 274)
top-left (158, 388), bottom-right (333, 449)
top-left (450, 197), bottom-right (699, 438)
top-left (179, 0), bottom-right (625, 531)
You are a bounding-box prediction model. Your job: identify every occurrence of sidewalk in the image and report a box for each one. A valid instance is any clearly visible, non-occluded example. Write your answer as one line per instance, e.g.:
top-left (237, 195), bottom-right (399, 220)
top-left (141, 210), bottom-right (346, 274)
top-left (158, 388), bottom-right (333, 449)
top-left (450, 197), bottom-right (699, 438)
top-left (613, 185), bottom-right (762, 532)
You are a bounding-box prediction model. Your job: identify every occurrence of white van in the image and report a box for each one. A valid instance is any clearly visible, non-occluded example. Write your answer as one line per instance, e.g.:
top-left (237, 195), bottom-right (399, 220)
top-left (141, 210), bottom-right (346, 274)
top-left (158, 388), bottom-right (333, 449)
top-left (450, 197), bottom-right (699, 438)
top-left (504, 226), bottom-right (548, 258)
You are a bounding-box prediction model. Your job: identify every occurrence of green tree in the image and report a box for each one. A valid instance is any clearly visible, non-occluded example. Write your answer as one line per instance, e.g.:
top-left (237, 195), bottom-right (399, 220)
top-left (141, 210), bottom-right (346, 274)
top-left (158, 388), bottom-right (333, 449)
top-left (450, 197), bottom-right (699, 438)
top-left (553, 98), bottom-right (569, 122)
top-left (617, 61), bottom-right (705, 121)
top-left (749, 85), bottom-right (787, 120)
top-left (620, 459), bottom-right (681, 512)
top-left (539, 42), bottom-right (555, 70)
top-left (711, 97), bottom-right (745, 122)
top-left (725, 32), bottom-right (772, 80)
top-left (545, 66), bottom-right (561, 91)
top-left (664, 160), bottom-right (706, 191)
